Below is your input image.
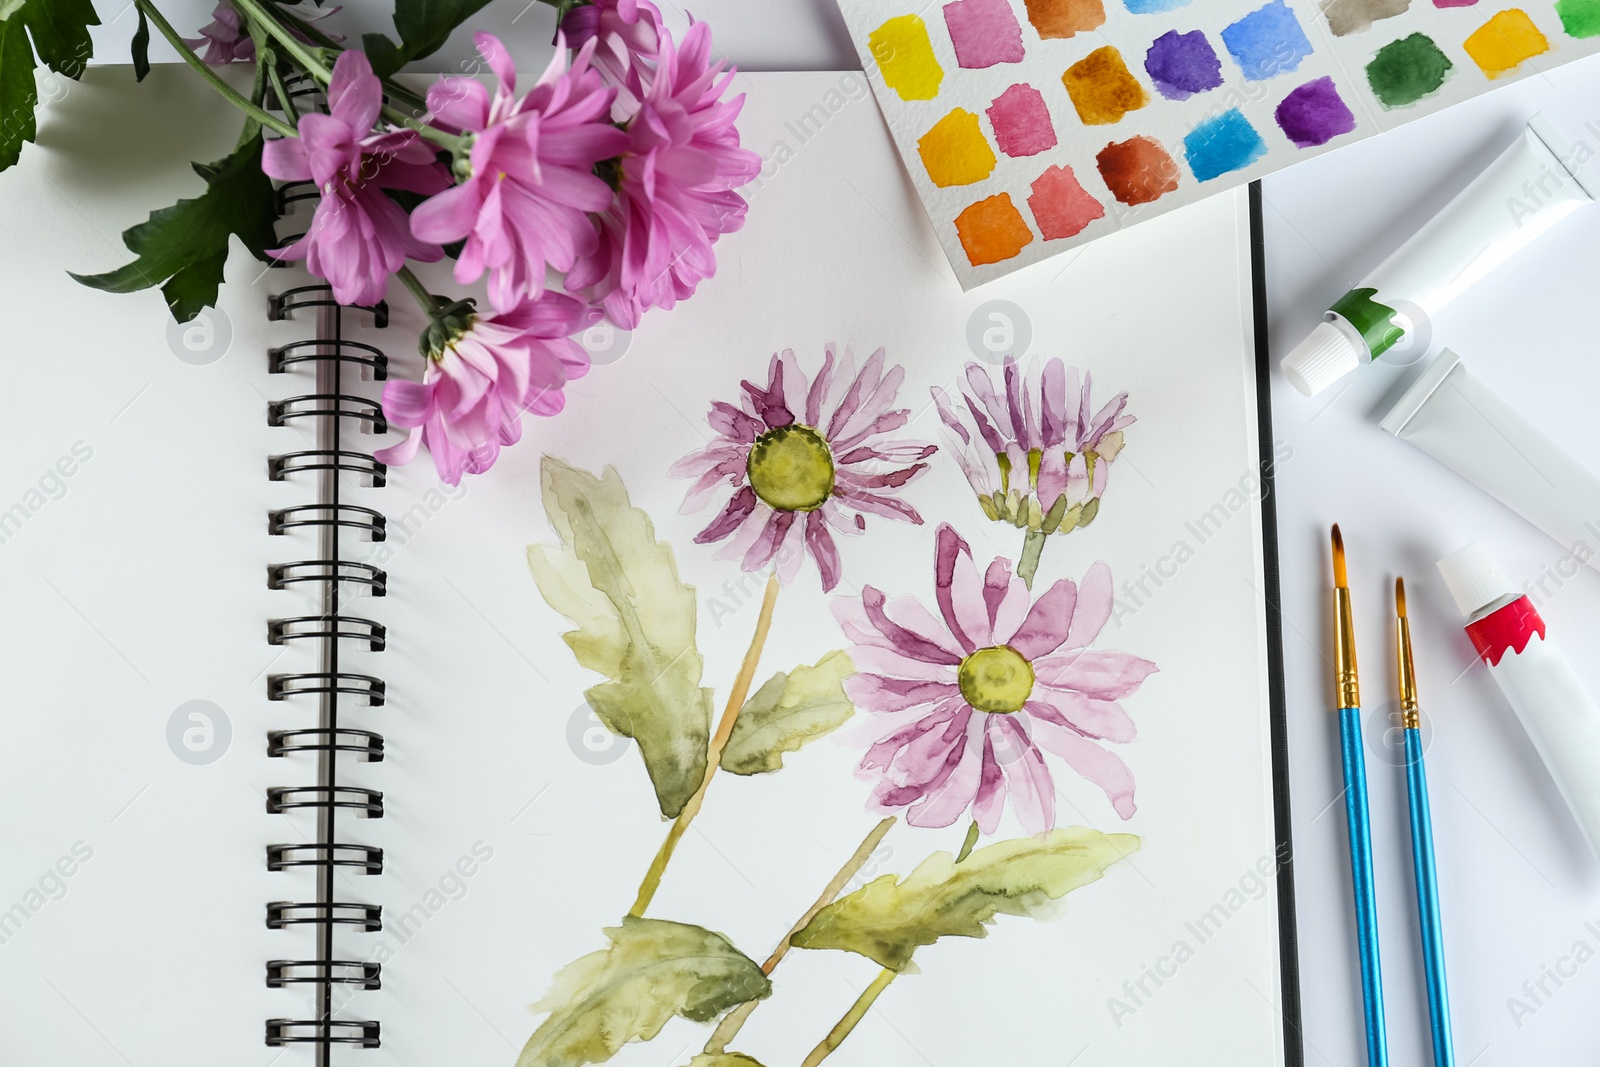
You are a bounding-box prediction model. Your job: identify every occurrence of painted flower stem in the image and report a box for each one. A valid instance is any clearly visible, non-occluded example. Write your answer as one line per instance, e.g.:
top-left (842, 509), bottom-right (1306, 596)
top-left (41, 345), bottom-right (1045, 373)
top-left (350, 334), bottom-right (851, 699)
top-left (703, 816), bottom-right (897, 1055)
top-left (1018, 527), bottom-right (1048, 589)
top-left (801, 969), bottom-right (898, 1067)
top-left (803, 818), bottom-right (988, 1065)
top-left (629, 571), bottom-right (781, 919)
top-left (134, 1), bottom-right (297, 138)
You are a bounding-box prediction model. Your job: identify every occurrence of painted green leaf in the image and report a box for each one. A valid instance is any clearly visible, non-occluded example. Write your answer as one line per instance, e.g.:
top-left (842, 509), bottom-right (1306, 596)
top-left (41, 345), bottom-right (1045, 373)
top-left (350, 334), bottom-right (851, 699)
top-left (722, 650), bottom-right (856, 776)
top-left (518, 917), bottom-right (771, 1067)
top-left (69, 135), bottom-right (280, 322)
top-left (681, 1057), bottom-right (765, 1067)
top-left (792, 827), bottom-right (1139, 971)
top-left (528, 459), bottom-right (713, 818)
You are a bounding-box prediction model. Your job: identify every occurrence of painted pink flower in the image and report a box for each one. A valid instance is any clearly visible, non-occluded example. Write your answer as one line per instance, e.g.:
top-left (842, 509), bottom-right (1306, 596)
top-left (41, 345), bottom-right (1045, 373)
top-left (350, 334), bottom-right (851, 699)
top-left (410, 34), bottom-right (628, 314)
top-left (834, 524), bottom-right (1156, 833)
top-left (374, 293), bottom-right (597, 485)
top-left (934, 358), bottom-right (1134, 536)
top-left (262, 50), bottom-right (451, 307)
top-left (670, 346), bottom-right (935, 592)
top-left (565, 20), bottom-right (760, 330)
top-left (561, 0), bottom-right (664, 119)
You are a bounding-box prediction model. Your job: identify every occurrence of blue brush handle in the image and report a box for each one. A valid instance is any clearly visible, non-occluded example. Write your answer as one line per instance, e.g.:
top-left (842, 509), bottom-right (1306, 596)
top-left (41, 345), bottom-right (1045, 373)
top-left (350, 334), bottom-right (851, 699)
top-left (1340, 704), bottom-right (1389, 1067)
top-left (1406, 728), bottom-right (1454, 1067)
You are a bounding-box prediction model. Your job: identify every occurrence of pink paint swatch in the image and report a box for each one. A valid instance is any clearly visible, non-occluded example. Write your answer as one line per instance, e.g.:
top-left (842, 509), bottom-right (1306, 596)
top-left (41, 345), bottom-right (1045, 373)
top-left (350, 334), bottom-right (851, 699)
top-left (943, 0), bottom-right (1027, 68)
top-left (1028, 165), bottom-right (1105, 239)
top-left (1433, 0), bottom-right (1476, 7)
top-left (986, 84), bottom-right (1057, 157)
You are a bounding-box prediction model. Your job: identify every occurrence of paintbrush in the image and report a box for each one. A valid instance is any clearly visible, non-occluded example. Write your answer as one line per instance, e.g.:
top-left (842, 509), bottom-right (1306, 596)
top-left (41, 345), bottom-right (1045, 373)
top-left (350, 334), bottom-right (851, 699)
top-left (1396, 577), bottom-right (1454, 1067)
top-left (1332, 524), bottom-right (1389, 1067)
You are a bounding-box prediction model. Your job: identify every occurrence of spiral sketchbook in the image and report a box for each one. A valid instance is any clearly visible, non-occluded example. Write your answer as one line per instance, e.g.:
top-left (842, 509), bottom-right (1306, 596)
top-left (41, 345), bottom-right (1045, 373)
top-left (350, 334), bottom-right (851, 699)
top-left (0, 67), bottom-right (1297, 1066)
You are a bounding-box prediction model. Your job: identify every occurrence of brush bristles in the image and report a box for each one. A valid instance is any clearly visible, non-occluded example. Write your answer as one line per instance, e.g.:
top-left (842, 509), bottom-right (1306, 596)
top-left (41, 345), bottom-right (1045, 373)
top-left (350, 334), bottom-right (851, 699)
top-left (1395, 576), bottom-right (1407, 618)
top-left (1330, 524), bottom-right (1347, 588)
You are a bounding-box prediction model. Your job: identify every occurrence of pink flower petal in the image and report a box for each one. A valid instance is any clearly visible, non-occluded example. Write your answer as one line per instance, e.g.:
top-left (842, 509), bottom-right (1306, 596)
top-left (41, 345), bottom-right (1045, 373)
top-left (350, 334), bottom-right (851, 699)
top-left (1033, 649), bottom-right (1158, 701)
top-left (1027, 691), bottom-right (1136, 744)
top-left (1005, 578), bottom-right (1078, 659)
top-left (993, 715), bottom-right (1055, 836)
top-left (1065, 561), bottom-right (1114, 648)
top-left (1030, 716), bottom-right (1136, 819)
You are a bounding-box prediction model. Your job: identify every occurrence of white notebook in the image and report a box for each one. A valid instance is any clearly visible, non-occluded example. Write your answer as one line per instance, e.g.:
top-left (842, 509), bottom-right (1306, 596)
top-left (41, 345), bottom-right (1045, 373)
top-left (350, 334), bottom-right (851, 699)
top-left (0, 66), bottom-right (1296, 1067)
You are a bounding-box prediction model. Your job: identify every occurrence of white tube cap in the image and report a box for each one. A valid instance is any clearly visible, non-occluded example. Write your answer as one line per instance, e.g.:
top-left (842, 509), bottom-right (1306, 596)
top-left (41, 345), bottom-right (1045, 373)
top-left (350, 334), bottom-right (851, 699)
top-left (1281, 320), bottom-right (1364, 397)
top-left (1437, 541), bottom-right (1516, 618)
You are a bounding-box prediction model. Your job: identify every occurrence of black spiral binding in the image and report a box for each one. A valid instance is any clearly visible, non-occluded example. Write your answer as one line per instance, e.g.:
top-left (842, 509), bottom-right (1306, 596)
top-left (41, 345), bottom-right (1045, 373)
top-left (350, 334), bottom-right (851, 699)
top-left (264, 140), bottom-right (392, 1053)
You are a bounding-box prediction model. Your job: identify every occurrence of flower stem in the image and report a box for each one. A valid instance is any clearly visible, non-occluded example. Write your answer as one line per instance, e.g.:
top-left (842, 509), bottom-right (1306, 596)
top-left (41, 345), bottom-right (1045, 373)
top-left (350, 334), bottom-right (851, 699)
top-left (395, 266), bottom-right (438, 316)
top-left (703, 816), bottom-right (897, 1055)
top-left (629, 571), bottom-right (781, 919)
top-left (800, 818), bottom-right (984, 1065)
top-left (1018, 528), bottom-right (1048, 589)
top-left (954, 820), bottom-right (980, 863)
top-left (231, 0), bottom-right (332, 83)
top-left (263, 51), bottom-right (301, 124)
top-left (801, 969), bottom-right (898, 1067)
top-left (380, 103), bottom-right (471, 154)
top-left (134, 1), bottom-right (297, 138)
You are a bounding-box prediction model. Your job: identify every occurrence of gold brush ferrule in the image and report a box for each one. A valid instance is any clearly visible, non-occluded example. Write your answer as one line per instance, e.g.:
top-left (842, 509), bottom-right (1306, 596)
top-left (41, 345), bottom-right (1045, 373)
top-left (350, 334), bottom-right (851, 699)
top-left (1397, 615), bottom-right (1420, 730)
top-left (1334, 586), bottom-right (1361, 710)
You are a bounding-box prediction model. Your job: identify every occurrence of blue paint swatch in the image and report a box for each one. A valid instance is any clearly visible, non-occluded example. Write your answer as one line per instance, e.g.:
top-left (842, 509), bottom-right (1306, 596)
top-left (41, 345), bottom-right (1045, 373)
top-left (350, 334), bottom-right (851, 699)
top-left (1183, 108), bottom-right (1268, 181)
top-left (1145, 30), bottom-right (1223, 99)
top-left (1123, 0), bottom-right (1192, 12)
top-left (1221, 0), bottom-right (1313, 80)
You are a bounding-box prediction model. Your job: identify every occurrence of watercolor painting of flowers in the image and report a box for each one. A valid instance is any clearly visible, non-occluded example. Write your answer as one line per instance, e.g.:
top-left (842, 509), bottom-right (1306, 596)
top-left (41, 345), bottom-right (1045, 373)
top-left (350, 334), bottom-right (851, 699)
top-left (520, 350), bottom-right (1152, 1067)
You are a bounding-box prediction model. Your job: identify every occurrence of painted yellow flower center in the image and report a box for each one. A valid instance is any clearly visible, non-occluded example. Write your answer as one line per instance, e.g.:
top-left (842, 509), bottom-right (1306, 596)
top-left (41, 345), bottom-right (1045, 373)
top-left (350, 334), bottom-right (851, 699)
top-left (957, 645), bottom-right (1035, 714)
top-left (747, 424), bottom-right (835, 512)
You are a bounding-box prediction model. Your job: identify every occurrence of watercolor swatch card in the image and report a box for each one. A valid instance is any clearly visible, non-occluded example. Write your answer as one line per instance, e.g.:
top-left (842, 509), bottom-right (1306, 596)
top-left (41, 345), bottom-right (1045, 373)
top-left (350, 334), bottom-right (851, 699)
top-left (835, 0), bottom-right (1600, 286)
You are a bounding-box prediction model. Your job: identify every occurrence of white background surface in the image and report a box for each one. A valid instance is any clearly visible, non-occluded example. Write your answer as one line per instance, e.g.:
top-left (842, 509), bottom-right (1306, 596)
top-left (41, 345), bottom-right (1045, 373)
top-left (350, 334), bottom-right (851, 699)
top-left (75, 2), bottom-right (1600, 1065)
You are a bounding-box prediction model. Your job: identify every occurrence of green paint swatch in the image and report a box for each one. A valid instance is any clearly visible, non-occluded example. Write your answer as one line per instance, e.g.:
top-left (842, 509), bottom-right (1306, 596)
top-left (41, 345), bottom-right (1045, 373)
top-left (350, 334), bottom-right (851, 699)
top-left (1556, 0), bottom-right (1600, 38)
top-left (1366, 33), bottom-right (1453, 108)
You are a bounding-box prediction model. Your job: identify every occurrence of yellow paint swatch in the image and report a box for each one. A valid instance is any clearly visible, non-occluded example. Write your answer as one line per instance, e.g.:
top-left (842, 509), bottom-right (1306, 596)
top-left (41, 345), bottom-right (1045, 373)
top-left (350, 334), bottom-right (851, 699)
top-left (869, 15), bottom-right (944, 101)
top-left (918, 109), bottom-right (998, 187)
top-left (1463, 9), bottom-right (1550, 78)
top-left (1062, 47), bottom-right (1150, 126)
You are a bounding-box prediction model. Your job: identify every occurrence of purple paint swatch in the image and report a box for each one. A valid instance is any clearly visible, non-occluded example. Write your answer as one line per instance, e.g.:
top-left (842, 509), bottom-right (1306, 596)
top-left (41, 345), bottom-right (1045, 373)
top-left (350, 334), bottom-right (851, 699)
top-left (943, 0), bottom-right (1027, 68)
top-left (987, 84), bottom-right (1057, 157)
top-left (1144, 30), bottom-right (1224, 100)
top-left (1274, 76), bottom-right (1356, 147)
top-left (1433, 0), bottom-right (1477, 7)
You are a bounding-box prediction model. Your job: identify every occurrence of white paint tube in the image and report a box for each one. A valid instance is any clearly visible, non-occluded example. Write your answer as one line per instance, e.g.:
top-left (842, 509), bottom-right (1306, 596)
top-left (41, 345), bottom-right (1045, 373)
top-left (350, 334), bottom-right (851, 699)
top-left (1382, 349), bottom-right (1600, 573)
top-left (1438, 542), bottom-right (1600, 860)
top-left (1282, 115), bottom-right (1598, 397)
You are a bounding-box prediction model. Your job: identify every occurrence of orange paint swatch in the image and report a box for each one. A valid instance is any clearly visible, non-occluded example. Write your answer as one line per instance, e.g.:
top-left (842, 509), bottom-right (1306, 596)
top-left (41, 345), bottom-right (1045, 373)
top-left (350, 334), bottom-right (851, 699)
top-left (955, 194), bottom-right (1035, 265)
top-left (1463, 8), bottom-right (1549, 78)
top-left (918, 109), bottom-right (999, 187)
top-left (1024, 0), bottom-right (1106, 38)
top-left (1062, 47), bottom-right (1150, 125)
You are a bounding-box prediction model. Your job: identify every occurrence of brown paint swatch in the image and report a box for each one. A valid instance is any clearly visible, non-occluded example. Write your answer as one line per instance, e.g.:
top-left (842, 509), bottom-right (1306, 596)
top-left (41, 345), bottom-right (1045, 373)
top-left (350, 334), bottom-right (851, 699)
top-left (1096, 136), bottom-right (1180, 206)
top-left (1024, 0), bottom-right (1106, 38)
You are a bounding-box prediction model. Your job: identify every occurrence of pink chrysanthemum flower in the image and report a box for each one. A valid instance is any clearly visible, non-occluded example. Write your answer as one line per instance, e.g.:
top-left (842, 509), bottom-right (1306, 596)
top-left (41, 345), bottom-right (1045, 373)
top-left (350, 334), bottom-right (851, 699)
top-left (262, 50), bottom-right (450, 307)
top-left (410, 33), bottom-right (629, 314)
top-left (834, 524), bottom-right (1156, 834)
top-left (566, 20), bottom-right (761, 330)
top-left (670, 346), bottom-right (935, 591)
top-left (186, 2), bottom-right (340, 65)
top-left (561, 0), bottom-right (663, 119)
top-left (185, 3), bottom-right (254, 64)
top-left (934, 358), bottom-right (1135, 537)
top-left (374, 293), bottom-right (597, 486)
